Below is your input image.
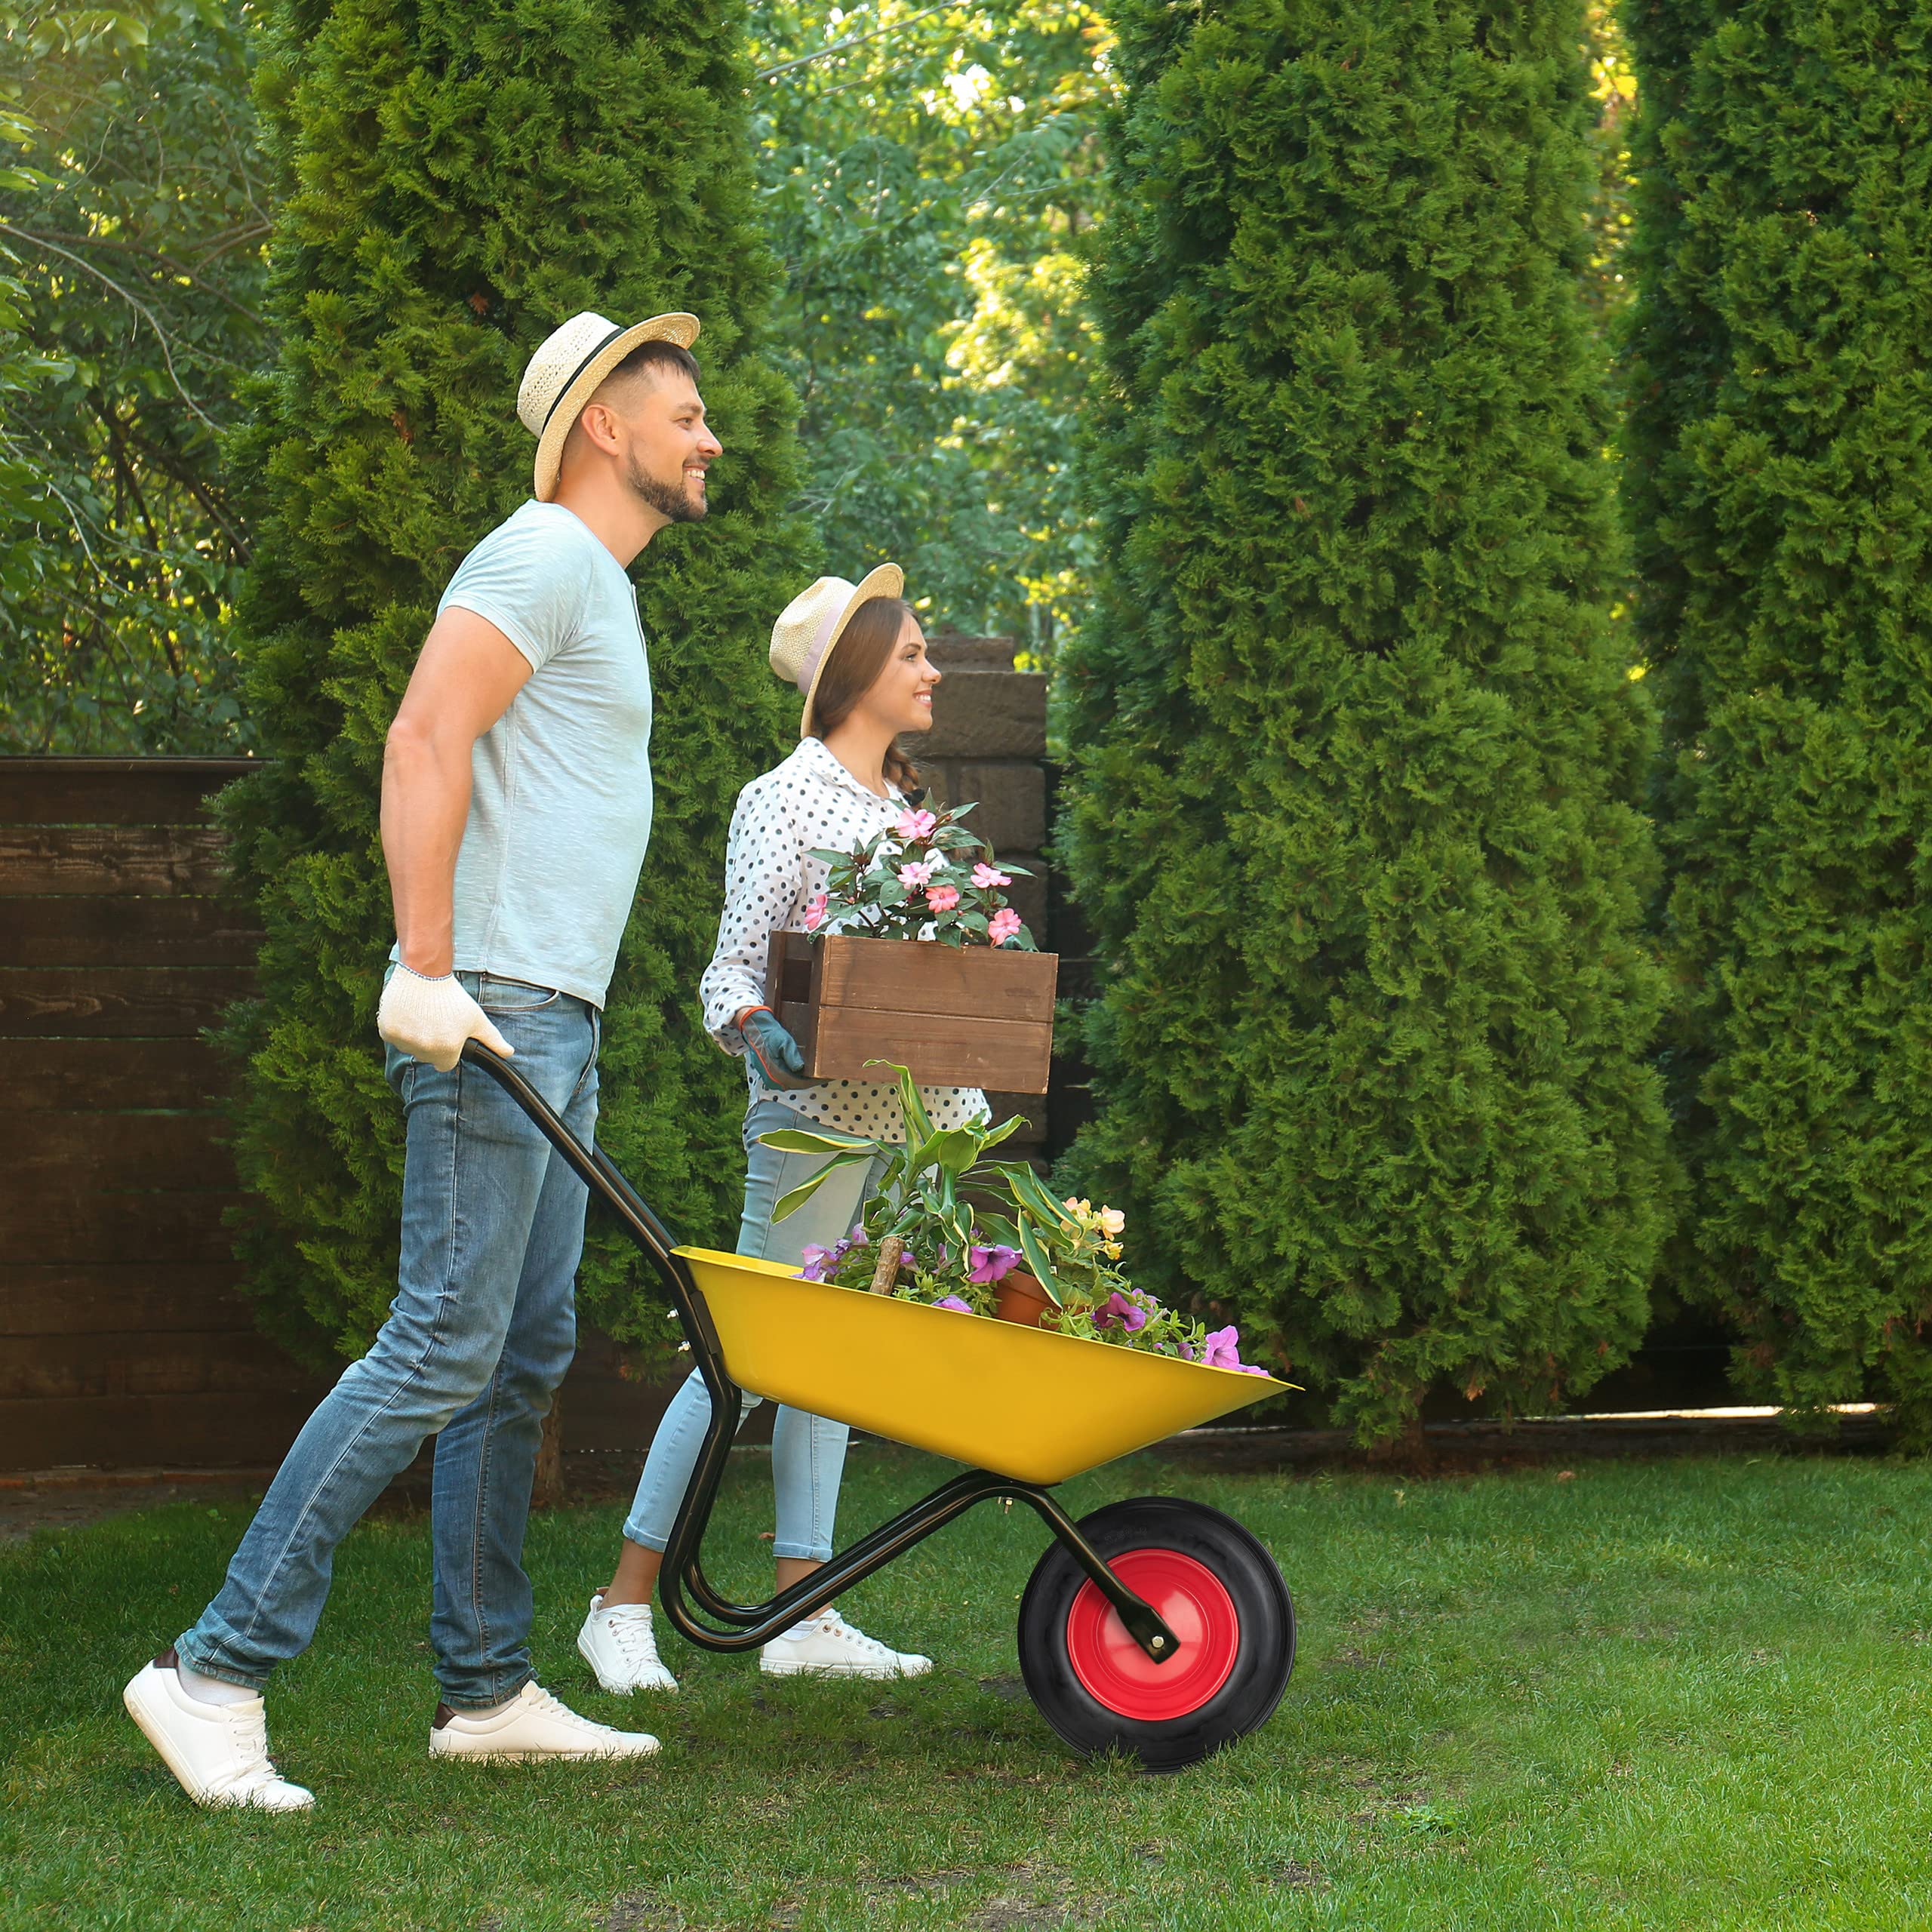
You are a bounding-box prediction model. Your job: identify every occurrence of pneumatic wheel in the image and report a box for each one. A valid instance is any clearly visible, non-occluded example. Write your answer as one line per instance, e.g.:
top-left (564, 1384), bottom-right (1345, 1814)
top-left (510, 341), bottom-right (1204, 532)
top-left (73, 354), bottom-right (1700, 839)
top-left (1017, 1496), bottom-right (1294, 1772)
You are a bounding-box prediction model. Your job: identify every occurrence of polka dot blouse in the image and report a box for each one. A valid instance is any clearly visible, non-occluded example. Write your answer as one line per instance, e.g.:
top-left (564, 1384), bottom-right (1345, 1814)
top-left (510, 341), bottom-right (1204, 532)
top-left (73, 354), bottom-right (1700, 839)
top-left (700, 736), bottom-right (991, 1141)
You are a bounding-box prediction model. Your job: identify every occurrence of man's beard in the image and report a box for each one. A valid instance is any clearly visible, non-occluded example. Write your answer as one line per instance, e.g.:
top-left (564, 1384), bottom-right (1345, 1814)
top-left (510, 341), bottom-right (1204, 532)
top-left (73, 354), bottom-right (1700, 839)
top-left (626, 453), bottom-right (708, 523)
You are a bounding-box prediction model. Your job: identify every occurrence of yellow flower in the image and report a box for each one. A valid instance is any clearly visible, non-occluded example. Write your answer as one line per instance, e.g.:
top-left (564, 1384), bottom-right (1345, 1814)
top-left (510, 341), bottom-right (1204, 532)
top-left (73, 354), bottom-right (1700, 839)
top-left (1103, 1241), bottom-right (1123, 1260)
top-left (1098, 1206), bottom-right (1126, 1237)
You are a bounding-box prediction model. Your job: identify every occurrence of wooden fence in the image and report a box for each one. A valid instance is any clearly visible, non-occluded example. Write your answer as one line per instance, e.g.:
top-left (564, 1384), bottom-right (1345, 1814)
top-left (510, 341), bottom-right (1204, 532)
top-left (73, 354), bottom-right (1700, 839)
top-left (0, 758), bottom-right (331, 1470)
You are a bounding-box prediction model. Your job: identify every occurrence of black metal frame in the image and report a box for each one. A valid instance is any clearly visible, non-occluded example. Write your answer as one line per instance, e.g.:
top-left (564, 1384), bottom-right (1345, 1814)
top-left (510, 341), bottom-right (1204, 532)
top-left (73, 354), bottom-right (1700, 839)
top-left (461, 1044), bottom-right (1179, 1663)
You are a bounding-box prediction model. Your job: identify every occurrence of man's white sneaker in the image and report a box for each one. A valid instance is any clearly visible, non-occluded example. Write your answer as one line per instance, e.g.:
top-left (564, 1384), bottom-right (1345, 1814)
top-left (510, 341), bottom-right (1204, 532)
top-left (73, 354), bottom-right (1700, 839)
top-left (123, 1651), bottom-right (314, 1811)
top-left (577, 1593), bottom-right (678, 1694)
top-left (429, 1680), bottom-right (660, 1761)
top-left (760, 1611), bottom-right (932, 1681)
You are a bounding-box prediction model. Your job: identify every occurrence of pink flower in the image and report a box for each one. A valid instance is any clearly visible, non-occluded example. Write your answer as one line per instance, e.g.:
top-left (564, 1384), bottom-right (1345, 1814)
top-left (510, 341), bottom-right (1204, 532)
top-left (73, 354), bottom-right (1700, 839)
top-left (803, 892), bottom-right (829, 933)
top-left (1201, 1325), bottom-right (1248, 1371)
top-left (894, 808), bottom-right (937, 841)
top-left (931, 1294), bottom-right (973, 1313)
top-left (926, 883), bottom-right (961, 913)
top-left (799, 1244), bottom-right (836, 1282)
top-left (988, 908), bottom-right (1023, 946)
top-left (897, 861), bottom-right (934, 889)
top-left (971, 863), bottom-right (1011, 889)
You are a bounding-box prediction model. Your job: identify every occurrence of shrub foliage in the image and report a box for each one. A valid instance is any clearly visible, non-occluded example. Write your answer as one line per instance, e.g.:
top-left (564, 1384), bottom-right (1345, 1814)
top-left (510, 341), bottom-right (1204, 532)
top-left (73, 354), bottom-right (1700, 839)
top-left (1057, 0), bottom-right (1671, 1438)
top-left (1626, 0), bottom-right (1932, 1436)
top-left (220, 0), bottom-right (808, 1364)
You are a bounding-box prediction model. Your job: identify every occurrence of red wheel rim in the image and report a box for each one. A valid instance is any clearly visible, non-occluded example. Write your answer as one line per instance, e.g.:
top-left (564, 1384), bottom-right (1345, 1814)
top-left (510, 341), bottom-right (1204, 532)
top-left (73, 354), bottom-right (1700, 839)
top-left (1064, 1546), bottom-right (1240, 1721)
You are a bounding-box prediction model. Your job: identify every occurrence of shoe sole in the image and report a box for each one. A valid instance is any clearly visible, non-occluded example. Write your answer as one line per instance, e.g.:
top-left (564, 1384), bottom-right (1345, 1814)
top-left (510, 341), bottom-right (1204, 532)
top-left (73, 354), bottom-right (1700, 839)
top-left (576, 1630), bottom-right (678, 1697)
top-left (122, 1674), bottom-right (312, 1811)
top-left (428, 1740), bottom-right (660, 1762)
top-left (760, 1660), bottom-right (933, 1679)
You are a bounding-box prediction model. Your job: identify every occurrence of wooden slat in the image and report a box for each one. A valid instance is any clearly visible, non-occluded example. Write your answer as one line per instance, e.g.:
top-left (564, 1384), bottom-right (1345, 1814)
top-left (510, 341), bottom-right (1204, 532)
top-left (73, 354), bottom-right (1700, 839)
top-left (787, 1003), bottom-right (1053, 1093)
top-left (0, 967), bottom-right (251, 1037)
top-left (0, 757), bottom-right (257, 826)
top-left (9, 1111), bottom-right (232, 1187)
top-left (0, 824), bottom-right (232, 895)
top-left (0, 1329), bottom-right (315, 1401)
top-left (808, 934), bottom-right (1059, 1022)
top-left (0, 894), bottom-right (260, 968)
top-left (2, 1038), bottom-right (234, 1110)
top-left (0, 1263), bottom-right (252, 1336)
top-left (0, 1189), bottom-right (244, 1264)
top-left (0, 1389), bottom-right (325, 1470)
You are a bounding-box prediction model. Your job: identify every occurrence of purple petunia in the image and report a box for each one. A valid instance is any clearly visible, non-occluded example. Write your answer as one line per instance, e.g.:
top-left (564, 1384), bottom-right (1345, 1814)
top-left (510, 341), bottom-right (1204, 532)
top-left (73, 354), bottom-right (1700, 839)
top-left (968, 1243), bottom-right (1023, 1284)
top-left (931, 1295), bottom-right (973, 1313)
top-left (1201, 1324), bottom-right (1260, 1371)
top-left (1094, 1290), bottom-right (1149, 1334)
top-left (799, 1244), bottom-right (836, 1282)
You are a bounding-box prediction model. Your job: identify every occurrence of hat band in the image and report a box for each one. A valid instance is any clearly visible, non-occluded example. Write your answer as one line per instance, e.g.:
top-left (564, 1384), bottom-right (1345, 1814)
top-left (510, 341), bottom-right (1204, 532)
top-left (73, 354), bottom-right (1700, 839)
top-left (539, 324), bottom-right (628, 435)
top-left (795, 599), bottom-right (846, 697)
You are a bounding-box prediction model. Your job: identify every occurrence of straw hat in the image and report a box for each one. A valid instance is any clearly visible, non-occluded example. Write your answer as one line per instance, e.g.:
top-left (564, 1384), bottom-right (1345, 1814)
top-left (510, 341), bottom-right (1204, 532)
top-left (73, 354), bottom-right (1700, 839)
top-left (769, 565), bottom-right (906, 740)
top-left (517, 309), bottom-right (701, 503)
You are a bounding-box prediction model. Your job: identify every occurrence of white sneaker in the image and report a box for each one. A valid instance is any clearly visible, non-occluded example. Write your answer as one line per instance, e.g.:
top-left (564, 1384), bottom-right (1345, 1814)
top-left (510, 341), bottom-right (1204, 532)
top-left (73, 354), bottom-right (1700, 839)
top-left (428, 1680), bottom-right (660, 1761)
top-left (760, 1610), bottom-right (932, 1681)
top-left (123, 1651), bottom-right (314, 1810)
top-left (577, 1594), bottom-right (678, 1694)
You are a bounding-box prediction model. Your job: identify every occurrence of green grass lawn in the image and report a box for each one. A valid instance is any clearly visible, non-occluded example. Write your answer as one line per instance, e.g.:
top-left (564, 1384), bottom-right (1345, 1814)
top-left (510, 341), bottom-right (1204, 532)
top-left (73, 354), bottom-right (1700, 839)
top-left (2, 1446), bottom-right (1929, 1931)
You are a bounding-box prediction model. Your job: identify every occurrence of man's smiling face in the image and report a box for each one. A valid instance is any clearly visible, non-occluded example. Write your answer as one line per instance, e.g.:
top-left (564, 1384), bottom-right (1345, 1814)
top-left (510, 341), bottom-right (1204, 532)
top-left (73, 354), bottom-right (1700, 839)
top-left (598, 365), bottom-right (721, 524)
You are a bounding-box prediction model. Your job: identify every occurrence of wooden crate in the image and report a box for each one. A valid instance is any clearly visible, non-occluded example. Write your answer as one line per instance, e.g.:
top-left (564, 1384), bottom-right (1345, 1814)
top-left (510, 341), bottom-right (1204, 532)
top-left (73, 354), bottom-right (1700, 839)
top-left (767, 932), bottom-right (1057, 1094)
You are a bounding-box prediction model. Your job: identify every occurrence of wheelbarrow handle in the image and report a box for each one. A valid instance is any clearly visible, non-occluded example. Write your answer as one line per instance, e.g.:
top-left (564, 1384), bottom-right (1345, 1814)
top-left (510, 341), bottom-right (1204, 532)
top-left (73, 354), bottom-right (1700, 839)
top-left (458, 1040), bottom-right (681, 1273)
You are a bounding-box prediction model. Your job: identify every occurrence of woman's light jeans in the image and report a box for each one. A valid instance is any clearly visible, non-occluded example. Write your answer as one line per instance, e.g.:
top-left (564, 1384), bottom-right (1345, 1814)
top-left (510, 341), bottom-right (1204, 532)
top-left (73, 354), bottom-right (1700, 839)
top-left (622, 1098), bottom-right (887, 1563)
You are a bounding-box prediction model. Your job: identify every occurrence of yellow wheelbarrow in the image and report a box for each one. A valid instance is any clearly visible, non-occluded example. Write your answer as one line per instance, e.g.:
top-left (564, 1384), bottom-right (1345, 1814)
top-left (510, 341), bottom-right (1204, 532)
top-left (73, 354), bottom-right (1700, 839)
top-left (466, 1044), bottom-right (1295, 1770)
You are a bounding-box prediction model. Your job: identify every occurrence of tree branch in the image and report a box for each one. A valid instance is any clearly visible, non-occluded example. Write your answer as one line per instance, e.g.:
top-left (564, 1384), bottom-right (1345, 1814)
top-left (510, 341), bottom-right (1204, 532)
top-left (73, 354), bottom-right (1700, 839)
top-left (755, 4), bottom-right (954, 83)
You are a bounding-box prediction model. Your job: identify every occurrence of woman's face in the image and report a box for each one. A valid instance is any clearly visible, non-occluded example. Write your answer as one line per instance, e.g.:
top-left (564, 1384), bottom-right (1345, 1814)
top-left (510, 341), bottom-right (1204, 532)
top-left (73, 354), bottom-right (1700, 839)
top-left (860, 611), bottom-right (940, 734)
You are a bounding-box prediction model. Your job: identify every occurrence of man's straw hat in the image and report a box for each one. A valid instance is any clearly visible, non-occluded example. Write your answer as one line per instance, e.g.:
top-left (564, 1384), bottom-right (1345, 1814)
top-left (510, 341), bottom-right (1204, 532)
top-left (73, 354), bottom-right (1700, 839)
top-left (769, 565), bottom-right (906, 740)
top-left (517, 309), bottom-right (700, 503)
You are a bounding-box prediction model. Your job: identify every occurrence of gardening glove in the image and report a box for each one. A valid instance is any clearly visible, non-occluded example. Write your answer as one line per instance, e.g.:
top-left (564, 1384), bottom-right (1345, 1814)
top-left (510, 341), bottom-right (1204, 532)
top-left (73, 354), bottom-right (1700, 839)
top-left (738, 1004), bottom-right (814, 1091)
top-left (378, 964), bottom-right (513, 1072)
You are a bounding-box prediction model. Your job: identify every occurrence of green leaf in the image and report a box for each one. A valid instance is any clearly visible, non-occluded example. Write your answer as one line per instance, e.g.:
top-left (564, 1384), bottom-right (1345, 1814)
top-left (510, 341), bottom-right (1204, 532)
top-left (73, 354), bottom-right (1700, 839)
top-left (756, 1128), bottom-right (881, 1156)
top-left (770, 1151), bottom-right (874, 1223)
top-left (1014, 1212), bottom-right (1062, 1305)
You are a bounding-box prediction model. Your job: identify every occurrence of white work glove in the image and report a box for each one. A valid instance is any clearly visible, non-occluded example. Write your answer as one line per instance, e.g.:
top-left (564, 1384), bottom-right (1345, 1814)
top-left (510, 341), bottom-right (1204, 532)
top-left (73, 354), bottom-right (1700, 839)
top-left (377, 964), bottom-right (513, 1072)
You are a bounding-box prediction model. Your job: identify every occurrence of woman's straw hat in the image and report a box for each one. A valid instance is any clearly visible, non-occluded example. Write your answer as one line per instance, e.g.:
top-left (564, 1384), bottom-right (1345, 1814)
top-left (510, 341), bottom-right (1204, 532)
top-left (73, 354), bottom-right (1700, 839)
top-left (769, 565), bottom-right (906, 739)
top-left (517, 309), bottom-right (701, 503)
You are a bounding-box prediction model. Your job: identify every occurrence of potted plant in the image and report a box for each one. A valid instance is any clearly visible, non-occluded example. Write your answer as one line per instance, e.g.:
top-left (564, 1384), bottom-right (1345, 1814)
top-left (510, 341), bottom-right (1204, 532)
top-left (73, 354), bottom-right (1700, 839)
top-left (762, 1065), bottom-right (1270, 1374)
top-left (764, 801), bottom-right (1059, 1093)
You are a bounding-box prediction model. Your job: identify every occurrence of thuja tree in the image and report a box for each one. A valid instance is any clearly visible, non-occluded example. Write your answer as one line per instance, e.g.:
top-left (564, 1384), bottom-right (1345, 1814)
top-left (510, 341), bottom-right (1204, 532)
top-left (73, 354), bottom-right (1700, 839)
top-left (220, 0), bottom-right (808, 1364)
top-left (1057, 0), bottom-right (1671, 1439)
top-left (1626, 1), bottom-right (1932, 1438)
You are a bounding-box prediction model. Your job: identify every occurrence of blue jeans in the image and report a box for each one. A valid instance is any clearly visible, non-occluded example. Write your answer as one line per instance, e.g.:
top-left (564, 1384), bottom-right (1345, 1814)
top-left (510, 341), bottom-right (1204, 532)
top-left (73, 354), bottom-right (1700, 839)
top-left (623, 1099), bottom-right (888, 1564)
top-left (177, 974), bottom-right (599, 1709)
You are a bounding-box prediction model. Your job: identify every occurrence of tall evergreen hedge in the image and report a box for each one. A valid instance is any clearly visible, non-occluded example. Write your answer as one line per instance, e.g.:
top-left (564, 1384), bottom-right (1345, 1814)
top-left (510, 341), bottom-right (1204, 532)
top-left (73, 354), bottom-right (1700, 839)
top-left (1626, 0), bottom-right (1932, 1436)
top-left (1057, 0), bottom-right (1671, 1438)
top-left (220, 0), bottom-right (808, 1364)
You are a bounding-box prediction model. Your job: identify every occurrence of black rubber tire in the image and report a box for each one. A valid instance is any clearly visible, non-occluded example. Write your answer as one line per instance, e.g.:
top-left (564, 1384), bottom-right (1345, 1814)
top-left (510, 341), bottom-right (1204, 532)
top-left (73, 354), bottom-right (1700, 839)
top-left (1017, 1495), bottom-right (1294, 1772)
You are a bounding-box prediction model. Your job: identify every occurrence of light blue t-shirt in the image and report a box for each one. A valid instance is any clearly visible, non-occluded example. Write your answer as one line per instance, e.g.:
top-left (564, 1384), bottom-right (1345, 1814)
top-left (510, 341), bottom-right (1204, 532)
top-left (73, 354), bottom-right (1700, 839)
top-left (427, 500), bottom-right (654, 1009)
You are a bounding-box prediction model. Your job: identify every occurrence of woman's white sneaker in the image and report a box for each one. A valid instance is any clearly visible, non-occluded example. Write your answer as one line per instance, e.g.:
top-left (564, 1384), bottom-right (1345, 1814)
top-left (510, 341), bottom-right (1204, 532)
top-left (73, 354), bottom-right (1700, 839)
top-left (122, 1652), bottom-right (314, 1810)
top-left (429, 1680), bottom-right (660, 1761)
top-left (577, 1594), bottom-right (678, 1694)
top-left (760, 1611), bottom-right (932, 1680)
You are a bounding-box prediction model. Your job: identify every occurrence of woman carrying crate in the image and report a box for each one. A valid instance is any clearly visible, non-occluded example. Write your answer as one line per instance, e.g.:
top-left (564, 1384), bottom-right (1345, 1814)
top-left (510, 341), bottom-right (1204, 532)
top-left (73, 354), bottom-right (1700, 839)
top-left (577, 566), bottom-right (986, 1692)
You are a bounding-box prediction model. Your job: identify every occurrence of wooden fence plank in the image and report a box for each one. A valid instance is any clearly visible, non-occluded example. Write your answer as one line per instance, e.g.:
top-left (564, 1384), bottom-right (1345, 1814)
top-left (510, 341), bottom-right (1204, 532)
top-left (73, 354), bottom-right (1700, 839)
top-left (3, 1038), bottom-right (233, 1110)
top-left (0, 967), bottom-right (251, 1037)
top-left (0, 1331), bottom-right (320, 1401)
top-left (0, 895), bottom-right (260, 968)
top-left (0, 1263), bottom-right (253, 1336)
top-left (0, 758), bottom-right (257, 826)
top-left (0, 824), bottom-right (232, 896)
top-left (0, 1392), bottom-right (326, 1470)
top-left (11, 1112), bottom-right (232, 1188)
top-left (0, 1190), bottom-right (245, 1264)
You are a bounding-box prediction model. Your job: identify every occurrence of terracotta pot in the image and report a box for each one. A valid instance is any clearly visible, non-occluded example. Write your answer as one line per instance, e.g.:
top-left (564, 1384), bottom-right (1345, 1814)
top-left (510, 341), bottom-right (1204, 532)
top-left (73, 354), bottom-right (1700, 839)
top-left (993, 1271), bottom-right (1056, 1327)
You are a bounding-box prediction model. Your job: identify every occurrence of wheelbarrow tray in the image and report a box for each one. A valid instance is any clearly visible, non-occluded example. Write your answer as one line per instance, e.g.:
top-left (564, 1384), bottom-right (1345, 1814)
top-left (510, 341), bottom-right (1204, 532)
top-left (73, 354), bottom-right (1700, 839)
top-left (675, 1246), bottom-right (1287, 1485)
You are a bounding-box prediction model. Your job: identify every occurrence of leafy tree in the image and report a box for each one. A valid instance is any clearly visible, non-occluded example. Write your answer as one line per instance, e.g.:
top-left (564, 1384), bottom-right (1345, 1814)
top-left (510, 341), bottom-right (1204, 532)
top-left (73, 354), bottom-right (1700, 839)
top-left (0, 1), bottom-right (267, 751)
top-left (217, 0), bottom-right (809, 1366)
top-left (749, 0), bottom-right (1111, 651)
top-left (1057, 0), bottom-right (1672, 1441)
top-left (1625, 0), bottom-right (1932, 1440)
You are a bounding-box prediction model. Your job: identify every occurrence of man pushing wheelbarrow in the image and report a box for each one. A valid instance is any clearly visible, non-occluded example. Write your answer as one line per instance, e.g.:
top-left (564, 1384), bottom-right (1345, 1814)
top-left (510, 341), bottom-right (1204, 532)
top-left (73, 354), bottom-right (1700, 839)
top-left (126, 318), bottom-right (1294, 1812)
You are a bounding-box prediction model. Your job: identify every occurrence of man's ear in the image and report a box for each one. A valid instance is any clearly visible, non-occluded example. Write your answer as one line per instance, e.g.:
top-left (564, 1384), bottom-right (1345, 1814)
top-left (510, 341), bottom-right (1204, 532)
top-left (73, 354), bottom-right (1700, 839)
top-left (574, 398), bottom-right (626, 459)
